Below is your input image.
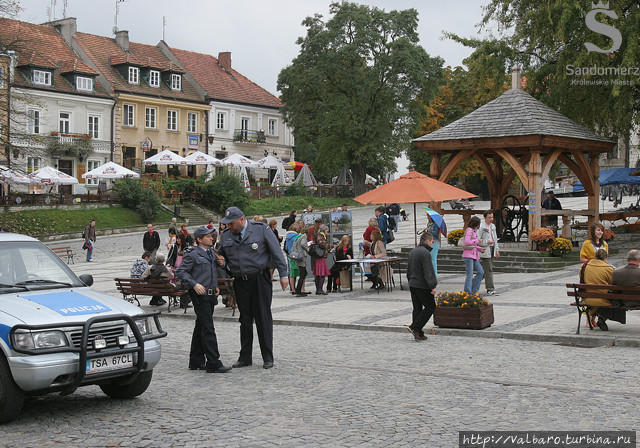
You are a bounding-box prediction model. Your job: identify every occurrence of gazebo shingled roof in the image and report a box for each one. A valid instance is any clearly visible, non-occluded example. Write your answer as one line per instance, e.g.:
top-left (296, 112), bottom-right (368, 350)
top-left (412, 68), bottom-right (616, 244)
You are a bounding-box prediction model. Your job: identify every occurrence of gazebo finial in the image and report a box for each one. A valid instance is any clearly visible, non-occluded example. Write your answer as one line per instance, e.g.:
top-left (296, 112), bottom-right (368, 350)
top-left (511, 66), bottom-right (522, 90)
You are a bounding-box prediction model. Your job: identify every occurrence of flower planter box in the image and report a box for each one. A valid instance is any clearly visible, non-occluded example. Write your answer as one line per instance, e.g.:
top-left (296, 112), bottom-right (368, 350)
top-left (434, 304), bottom-right (494, 330)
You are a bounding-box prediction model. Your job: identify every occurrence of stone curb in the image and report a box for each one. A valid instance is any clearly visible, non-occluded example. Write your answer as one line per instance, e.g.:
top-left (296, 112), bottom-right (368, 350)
top-left (150, 308), bottom-right (639, 347)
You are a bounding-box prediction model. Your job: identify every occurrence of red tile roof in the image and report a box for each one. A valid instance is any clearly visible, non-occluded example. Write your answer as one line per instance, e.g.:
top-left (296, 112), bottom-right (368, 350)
top-left (0, 18), bottom-right (109, 97)
top-left (169, 47), bottom-right (282, 109)
top-left (75, 32), bottom-right (201, 102)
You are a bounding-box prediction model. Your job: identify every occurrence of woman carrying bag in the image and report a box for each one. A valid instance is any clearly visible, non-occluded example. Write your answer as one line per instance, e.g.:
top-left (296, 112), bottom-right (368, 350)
top-left (461, 216), bottom-right (485, 294)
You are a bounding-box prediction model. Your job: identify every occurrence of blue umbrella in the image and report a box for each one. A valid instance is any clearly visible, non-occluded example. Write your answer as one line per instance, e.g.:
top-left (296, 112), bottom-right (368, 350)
top-left (424, 207), bottom-right (447, 237)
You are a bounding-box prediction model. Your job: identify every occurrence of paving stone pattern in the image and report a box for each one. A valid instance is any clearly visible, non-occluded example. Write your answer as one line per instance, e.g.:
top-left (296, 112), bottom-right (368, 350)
top-left (3, 318), bottom-right (639, 447)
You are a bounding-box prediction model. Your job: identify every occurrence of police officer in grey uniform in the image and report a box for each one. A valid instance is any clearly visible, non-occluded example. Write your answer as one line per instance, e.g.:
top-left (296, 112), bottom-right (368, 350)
top-left (219, 207), bottom-right (288, 369)
top-left (177, 225), bottom-right (232, 373)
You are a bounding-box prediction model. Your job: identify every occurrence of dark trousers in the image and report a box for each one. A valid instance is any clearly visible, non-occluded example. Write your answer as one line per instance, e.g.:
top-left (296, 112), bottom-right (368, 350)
top-left (295, 265), bottom-right (307, 294)
top-left (190, 294), bottom-right (222, 369)
top-left (410, 287), bottom-right (436, 332)
top-left (233, 270), bottom-right (273, 363)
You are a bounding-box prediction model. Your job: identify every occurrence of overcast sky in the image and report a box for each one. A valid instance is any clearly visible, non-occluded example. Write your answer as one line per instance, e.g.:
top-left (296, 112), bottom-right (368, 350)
top-left (17, 0), bottom-right (490, 175)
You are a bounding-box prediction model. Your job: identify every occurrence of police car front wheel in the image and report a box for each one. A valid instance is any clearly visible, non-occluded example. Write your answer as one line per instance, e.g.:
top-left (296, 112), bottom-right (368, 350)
top-left (99, 370), bottom-right (153, 399)
top-left (0, 353), bottom-right (25, 423)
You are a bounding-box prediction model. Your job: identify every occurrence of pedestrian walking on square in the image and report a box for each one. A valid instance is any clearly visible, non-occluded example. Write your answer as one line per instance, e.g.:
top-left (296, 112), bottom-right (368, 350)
top-left (177, 226), bottom-right (231, 373)
top-left (83, 219), bottom-right (96, 262)
top-left (290, 220), bottom-right (310, 297)
top-left (143, 224), bottom-right (161, 263)
top-left (281, 210), bottom-right (297, 232)
top-left (426, 216), bottom-right (442, 276)
top-left (478, 210), bottom-right (500, 295)
top-left (284, 221), bottom-right (301, 293)
top-left (311, 231), bottom-right (330, 295)
top-left (375, 206), bottom-right (391, 245)
top-left (406, 231), bottom-right (437, 341)
top-left (462, 216), bottom-right (485, 294)
top-left (218, 206), bottom-right (288, 370)
top-left (168, 217), bottom-right (178, 236)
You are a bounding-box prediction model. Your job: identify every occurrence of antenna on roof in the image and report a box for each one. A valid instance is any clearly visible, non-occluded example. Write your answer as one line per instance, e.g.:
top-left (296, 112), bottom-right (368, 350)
top-left (114, 0), bottom-right (126, 34)
top-left (63, 0), bottom-right (68, 18)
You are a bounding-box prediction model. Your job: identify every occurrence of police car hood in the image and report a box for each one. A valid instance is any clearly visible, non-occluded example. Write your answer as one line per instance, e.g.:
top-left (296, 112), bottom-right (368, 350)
top-left (1, 288), bottom-right (142, 325)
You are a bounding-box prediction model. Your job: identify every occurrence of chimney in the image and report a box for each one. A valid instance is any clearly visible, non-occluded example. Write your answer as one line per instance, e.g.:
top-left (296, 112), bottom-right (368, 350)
top-left (218, 52), bottom-right (231, 71)
top-left (511, 66), bottom-right (522, 90)
top-left (50, 17), bottom-right (77, 44)
top-left (115, 30), bottom-right (130, 52)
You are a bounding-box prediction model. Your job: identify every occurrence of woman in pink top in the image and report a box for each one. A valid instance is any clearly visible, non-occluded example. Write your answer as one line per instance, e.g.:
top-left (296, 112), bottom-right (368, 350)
top-left (462, 216), bottom-right (485, 293)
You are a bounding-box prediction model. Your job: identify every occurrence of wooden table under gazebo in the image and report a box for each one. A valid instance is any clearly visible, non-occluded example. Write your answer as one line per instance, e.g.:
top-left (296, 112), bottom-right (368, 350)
top-left (413, 68), bottom-right (616, 247)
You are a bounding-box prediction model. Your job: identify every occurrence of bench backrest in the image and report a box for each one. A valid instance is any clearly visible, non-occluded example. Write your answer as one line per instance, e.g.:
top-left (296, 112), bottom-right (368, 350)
top-left (115, 277), bottom-right (185, 296)
top-left (566, 283), bottom-right (640, 302)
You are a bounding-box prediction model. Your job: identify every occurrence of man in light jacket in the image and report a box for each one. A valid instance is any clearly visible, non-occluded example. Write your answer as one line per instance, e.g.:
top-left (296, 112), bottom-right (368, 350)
top-left (406, 231), bottom-right (437, 341)
top-left (478, 210), bottom-right (500, 296)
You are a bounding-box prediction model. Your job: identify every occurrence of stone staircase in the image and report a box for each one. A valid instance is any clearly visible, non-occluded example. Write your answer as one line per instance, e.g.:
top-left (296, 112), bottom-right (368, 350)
top-left (176, 203), bottom-right (210, 226)
top-left (390, 246), bottom-right (582, 274)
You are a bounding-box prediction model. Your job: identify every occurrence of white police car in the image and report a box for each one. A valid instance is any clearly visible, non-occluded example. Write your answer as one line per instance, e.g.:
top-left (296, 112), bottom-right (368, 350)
top-left (0, 232), bottom-right (167, 422)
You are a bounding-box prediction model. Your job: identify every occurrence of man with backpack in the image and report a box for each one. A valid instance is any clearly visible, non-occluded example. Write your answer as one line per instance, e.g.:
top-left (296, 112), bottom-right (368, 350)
top-left (375, 206), bottom-right (393, 245)
top-left (387, 203), bottom-right (400, 232)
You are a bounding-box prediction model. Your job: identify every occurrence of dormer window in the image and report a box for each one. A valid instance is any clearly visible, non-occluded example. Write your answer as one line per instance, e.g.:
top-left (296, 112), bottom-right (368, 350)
top-left (171, 73), bottom-right (181, 91)
top-left (33, 69), bottom-right (51, 86)
top-left (76, 76), bottom-right (93, 91)
top-left (149, 70), bottom-right (160, 88)
top-left (128, 66), bottom-right (139, 84)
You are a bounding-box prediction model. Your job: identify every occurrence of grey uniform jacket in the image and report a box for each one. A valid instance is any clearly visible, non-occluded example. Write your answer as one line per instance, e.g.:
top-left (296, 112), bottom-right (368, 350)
top-left (176, 246), bottom-right (219, 299)
top-left (406, 244), bottom-right (437, 290)
top-left (219, 221), bottom-right (288, 277)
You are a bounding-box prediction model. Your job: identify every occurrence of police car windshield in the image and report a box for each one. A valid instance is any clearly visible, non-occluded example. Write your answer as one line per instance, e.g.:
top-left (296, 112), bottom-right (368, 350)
top-left (0, 241), bottom-right (83, 291)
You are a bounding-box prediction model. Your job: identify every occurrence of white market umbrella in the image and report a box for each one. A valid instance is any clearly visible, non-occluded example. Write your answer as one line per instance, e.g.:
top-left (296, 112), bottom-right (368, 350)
top-left (239, 166), bottom-right (251, 191)
top-left (256, 155), bottom-right (284, 170)
top-left (271, 163), bottom-right (291, 187)
top-left (82, 161), bottom-right (139, 180)
top-left (365, 174), bottom-right (378, 185)
top-left (144, 149), bottom-right (188, 166)
top-left (30, 166), bottom-right (78, 185)
top-left (221, 153), bottom-right (258, 168)
top-left (0, 165), bottom-right (32, 185)
top-left (294, 163), bottom-right (318, 187)
top-left (184, 151), bottom-right (221, 166)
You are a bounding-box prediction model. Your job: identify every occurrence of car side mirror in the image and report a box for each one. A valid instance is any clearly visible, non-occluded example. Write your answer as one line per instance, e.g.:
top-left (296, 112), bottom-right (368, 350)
top-left (79, 274), bottom-right (94, 287)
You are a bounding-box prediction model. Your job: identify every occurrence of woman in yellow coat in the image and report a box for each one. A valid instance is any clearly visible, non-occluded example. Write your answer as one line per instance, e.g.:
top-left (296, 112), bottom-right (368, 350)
top-left (580, 222), bottom-right (608, 263)
top-left (582, 249), bottom-right (614, 330)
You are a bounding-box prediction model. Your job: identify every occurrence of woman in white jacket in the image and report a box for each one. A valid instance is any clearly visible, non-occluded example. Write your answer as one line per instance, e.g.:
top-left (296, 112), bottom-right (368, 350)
top-left (478, 210), bottom-right (500, 296)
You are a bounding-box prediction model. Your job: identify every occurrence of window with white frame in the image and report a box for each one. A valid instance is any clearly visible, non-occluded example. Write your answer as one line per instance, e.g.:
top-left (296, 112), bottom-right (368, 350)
top-left (76, 76), bottom-right (93, 91)
top-left (167, 109), bottom-right (177, 131)
top-left (27, 109), bottom-right (40, 134)
top-left (88, 115), bottom-right (100, 139)
top-left (128, 66), bottom-right (139, 84)
top-left (145, 107), bottom-right (157, 129)
top-left (187, 112), bottom-right (197, 133)
top-left (59, 112), bottom-right (71, 134)
top-left (216, 111), bottom-right (226, 130)
top-left (149, 70), bottom-right (160, 88)
top-left (33, 69), bottom-right (51, 86)
top-left (268, 118), bottom-right (277, 136)
top-left (171, 74), bottom-right (181, 91)
top-left (123, 104), bottom-right (135, 127)
top-left (86, 159), bottom-right (101, 185)
top-left (27, 157), bottom-right (41, 174)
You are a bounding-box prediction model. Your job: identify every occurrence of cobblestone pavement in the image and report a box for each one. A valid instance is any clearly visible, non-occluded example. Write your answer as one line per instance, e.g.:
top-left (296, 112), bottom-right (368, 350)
top-left (3, 317), bottom-right (639, 447)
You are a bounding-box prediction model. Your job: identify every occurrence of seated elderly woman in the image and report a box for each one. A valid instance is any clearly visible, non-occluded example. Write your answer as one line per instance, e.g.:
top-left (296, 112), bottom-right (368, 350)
top-left (581, 249), bottom-right (624, 331)
top-left (141, 252), bottom-right (173, 306)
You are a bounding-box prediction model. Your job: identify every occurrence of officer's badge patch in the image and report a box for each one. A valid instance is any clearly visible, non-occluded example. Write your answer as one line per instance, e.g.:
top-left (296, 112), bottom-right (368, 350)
top-left (226, 210), bottom-right (230, 216)
top-left (251, 243), bottom-right (258, 250)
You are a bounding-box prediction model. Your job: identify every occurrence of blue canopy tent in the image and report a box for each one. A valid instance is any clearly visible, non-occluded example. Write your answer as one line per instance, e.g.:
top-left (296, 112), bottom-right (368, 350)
top-left (573, 168), bottom-right (640, 192)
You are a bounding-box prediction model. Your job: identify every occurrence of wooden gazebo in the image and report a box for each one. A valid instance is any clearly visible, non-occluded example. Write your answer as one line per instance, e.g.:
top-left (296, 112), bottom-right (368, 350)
top-left (413, 68), bottom-right (616, 244)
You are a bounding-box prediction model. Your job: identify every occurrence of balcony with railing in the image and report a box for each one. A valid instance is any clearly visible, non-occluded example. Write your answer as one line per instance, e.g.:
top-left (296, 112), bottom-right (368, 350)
top-left (11, 133), bottom-right (111, 156)
top-left (233, 129), bottom-right (266, 144)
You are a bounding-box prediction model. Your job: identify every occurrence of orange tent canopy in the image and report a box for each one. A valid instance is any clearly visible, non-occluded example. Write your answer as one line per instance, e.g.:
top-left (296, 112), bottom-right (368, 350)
top-left (354, 171), bottom-right (476, 246)
top-left (354, 171), bottom-right (476, 204)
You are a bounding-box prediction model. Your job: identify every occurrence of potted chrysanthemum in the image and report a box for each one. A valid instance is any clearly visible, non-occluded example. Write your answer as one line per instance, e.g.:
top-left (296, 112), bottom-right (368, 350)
top-left (433, 291), bottom-right (494, 329)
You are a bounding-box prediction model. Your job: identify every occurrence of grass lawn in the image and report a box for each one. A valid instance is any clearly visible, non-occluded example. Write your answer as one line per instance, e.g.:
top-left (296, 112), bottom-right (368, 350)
top-left (0, 206), bottom-right (173, 237)
top-left (244, 196), bottom-right (360, 217)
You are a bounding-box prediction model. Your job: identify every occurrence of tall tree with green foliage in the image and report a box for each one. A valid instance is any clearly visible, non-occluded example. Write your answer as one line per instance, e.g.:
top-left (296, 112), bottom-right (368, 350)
top-left (445, 0), bottom-right (640, 152)
top-left (278, 2), bottom-right (443, 193)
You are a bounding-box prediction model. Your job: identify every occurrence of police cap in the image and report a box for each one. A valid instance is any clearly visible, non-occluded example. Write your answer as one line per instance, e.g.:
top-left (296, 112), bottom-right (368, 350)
top-left (194, 225), bottom-right (216, 240)
top-left (220, 206), bottom-right (245, 224)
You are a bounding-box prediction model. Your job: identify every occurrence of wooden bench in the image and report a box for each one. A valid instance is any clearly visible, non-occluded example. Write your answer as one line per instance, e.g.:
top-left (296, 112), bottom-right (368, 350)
top-left (115, 278), bottom-right (188, 313)
top-left (51, 246), bottom-right (76, 264)
top-left (566, 283), bottom-right (640, 334)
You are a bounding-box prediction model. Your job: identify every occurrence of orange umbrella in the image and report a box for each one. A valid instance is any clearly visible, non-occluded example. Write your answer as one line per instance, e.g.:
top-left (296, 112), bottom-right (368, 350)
top-left (354, 171), bottom-right (476, 246)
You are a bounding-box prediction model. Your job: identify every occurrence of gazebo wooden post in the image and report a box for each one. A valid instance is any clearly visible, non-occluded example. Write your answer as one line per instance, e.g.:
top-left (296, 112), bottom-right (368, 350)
top-left (528, 150), bottom-right (543, 249)
top-left (588, 154), bottom-right (601, 227)
top-left (429, 152), bottom-right (443, 214)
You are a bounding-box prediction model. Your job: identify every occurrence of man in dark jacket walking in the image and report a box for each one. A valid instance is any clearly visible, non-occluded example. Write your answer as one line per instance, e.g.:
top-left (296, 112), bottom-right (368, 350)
top-left (83, 219), bottom-right (96, 262)
top-left (406, 231), bottom-right (438, 341)
top-left (143, 223), bottom-right (161, 262)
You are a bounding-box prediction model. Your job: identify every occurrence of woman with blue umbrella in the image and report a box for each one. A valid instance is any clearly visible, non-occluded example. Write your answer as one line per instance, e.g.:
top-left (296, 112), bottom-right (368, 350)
top-left (424, 207), bottom-right (447, 276)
